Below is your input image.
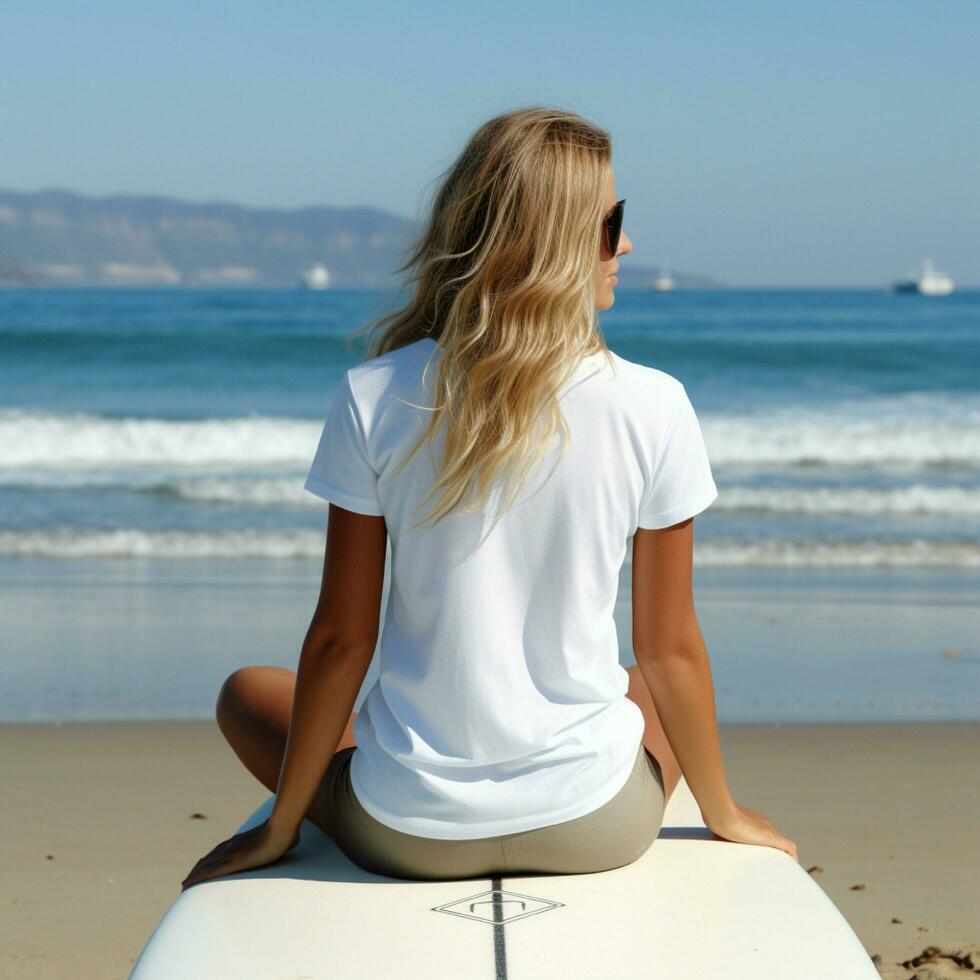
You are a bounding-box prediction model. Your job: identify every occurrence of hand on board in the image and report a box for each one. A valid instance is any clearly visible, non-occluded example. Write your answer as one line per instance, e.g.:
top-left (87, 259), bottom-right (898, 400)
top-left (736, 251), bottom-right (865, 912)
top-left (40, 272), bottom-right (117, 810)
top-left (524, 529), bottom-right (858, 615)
top-left (705, 803), bottom-right (799, 863)
top-left (180, 819), bottom-right (301, 892)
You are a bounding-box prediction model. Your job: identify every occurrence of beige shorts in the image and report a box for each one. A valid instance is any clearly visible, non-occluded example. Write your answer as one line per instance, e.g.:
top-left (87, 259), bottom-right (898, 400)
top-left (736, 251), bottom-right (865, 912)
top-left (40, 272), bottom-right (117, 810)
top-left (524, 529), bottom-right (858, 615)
top-left (312, 742), bottom-right (665, 881)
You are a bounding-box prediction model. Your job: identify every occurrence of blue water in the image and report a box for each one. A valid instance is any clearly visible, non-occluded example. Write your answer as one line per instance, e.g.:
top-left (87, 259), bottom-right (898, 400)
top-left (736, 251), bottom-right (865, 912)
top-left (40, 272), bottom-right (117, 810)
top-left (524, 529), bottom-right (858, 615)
top-left (3, 287), bottom-right (979, 567)
top-left (2, 287), bottom-right (979, 723)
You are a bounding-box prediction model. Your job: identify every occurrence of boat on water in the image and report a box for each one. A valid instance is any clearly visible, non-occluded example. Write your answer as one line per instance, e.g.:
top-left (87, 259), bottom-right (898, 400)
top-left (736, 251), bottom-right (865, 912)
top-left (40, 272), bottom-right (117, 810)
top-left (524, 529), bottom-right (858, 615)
top-left (299, 264), bottom-right (331, 290)
top-left (893, 259), bottom-right (954, 296)
top-left (651, 268), bottom-right (675, 291)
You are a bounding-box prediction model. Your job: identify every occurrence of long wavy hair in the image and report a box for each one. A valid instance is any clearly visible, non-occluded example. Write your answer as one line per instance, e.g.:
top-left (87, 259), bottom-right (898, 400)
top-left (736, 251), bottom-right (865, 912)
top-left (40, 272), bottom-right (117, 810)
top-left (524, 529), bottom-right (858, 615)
top-left (351, 105), bottom-right (615, 530)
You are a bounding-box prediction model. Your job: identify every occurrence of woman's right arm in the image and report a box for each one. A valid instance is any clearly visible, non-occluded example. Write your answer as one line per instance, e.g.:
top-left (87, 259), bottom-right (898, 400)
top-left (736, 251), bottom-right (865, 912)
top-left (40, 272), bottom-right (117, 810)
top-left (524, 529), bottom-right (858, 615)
top-left (631, 517), bottom-right (798, 861)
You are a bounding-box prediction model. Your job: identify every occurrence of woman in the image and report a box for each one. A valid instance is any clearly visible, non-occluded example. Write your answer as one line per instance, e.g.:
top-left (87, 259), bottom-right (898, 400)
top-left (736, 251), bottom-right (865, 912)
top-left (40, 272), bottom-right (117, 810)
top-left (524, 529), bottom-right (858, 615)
top-left (181, 106), bottom-right (797, 890)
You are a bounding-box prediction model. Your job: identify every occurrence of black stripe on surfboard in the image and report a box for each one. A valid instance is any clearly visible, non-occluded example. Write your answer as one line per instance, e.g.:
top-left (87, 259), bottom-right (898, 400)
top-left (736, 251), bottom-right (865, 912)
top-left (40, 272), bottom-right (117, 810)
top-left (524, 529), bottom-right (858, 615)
top-left (431, 877), bottom-right (564, 976)
top-left (491, 876), bottom-right (508, 980)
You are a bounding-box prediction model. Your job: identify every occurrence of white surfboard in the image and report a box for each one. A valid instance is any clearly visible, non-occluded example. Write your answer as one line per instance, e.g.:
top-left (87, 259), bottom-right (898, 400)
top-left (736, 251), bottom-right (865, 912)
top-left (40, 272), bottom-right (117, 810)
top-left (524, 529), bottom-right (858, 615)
top-left (131, 775), bottom-right (879, 979)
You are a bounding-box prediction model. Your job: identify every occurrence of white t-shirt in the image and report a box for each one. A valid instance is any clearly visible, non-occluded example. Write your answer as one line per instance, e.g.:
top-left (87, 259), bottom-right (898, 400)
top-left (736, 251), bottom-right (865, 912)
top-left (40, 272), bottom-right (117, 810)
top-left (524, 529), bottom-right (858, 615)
top-left (303, 337), bottom-right (718, 840)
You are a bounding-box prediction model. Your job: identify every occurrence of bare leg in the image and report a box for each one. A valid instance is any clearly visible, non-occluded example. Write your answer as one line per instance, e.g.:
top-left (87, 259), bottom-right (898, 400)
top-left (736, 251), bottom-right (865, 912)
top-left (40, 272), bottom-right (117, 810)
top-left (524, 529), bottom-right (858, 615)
top-left (215, 664), bottom-right (679, 822)
top-left (625, 664), bottom-right (682, 804)
top-left (215, 666), bottom-right (358, 823)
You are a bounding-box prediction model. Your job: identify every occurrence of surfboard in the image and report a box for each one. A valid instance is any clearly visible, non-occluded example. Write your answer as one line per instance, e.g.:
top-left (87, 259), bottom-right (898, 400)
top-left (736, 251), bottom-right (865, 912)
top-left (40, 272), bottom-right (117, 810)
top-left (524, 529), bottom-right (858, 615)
top-left (130, 774), bottom-right (879, 979)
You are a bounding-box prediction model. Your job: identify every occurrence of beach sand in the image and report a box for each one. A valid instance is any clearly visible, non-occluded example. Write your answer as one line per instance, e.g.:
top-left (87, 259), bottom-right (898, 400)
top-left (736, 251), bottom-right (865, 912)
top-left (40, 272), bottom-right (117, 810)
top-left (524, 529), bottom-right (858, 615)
top-left (1, 721), bottom-right (977, 980)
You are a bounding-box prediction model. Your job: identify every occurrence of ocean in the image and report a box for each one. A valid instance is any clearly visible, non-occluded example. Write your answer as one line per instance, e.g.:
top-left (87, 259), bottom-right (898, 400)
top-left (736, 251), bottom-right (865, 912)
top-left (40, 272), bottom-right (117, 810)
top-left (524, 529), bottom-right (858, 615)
top-left (2, 287), bottom-right (978, 722)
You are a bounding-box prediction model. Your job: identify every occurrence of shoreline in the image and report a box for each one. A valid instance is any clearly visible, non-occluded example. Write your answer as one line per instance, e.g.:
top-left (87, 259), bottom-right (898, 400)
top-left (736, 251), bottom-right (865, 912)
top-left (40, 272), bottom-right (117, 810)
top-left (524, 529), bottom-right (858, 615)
top-left (3, 558), bottom-right (978, 725)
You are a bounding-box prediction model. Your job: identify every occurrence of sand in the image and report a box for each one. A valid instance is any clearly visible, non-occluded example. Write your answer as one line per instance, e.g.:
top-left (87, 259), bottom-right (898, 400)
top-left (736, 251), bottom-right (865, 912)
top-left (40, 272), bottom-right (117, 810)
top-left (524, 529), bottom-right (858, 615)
top-left (1, 721), bottom-right (977, 980)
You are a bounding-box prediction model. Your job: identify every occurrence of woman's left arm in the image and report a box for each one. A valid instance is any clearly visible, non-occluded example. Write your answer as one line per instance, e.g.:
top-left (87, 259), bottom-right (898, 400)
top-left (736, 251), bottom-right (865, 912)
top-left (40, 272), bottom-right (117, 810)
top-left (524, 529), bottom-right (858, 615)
top-left (181, 505), bottom-right (387, 890)
top-left (269, 504), bottom-right (387, 836)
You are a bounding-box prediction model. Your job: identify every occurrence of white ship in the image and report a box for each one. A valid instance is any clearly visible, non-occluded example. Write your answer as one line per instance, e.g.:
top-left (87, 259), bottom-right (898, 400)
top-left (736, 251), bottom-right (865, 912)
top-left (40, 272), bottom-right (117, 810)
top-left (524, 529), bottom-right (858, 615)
top-left (299, 264), bottom-right (331, 290)
top-left (652, 268), bottom-right (675, 291)
top-left (893, 259), bottom-right (954, 296)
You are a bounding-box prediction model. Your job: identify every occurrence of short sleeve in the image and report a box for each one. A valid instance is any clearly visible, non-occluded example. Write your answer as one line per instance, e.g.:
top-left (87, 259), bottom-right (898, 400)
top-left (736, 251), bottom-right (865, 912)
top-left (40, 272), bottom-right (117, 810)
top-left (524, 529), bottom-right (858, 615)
top-left (303, 371), bottom-right (385, 516)
top-left (637, 383), bottom-right (718, 530)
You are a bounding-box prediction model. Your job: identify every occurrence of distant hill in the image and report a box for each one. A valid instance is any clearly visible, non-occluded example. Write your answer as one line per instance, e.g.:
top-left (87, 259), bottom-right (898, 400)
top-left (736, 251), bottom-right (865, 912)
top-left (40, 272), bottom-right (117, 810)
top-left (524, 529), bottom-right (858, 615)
top-left (0, 188), bottom-right (418, 287)
top-left (0, 188), bottom-right (720, 288)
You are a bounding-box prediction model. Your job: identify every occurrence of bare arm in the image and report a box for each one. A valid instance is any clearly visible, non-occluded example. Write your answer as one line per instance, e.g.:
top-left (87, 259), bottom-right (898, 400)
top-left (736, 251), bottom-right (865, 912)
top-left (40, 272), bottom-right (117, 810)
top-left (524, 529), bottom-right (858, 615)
top-left (631, 517), bottom-right (737, 826)
top-left (632, 517), bottom-right (798, 861)
top-left (268, 504), bottom-right (388, 837)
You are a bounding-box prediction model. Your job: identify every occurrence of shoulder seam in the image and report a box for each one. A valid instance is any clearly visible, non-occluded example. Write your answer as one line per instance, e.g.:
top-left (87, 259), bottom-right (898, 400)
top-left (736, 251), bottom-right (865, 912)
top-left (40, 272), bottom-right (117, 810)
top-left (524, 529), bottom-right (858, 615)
top-left (645, 381), bottom-right (687, 492)
top-left (342, 369), bottom-right (373, 453)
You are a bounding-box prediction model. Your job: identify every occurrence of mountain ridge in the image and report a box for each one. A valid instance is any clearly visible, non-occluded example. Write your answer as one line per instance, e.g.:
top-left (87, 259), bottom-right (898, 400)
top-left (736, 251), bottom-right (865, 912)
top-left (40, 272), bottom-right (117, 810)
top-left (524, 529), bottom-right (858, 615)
top-left (0, 187), bottom-right (720, 288)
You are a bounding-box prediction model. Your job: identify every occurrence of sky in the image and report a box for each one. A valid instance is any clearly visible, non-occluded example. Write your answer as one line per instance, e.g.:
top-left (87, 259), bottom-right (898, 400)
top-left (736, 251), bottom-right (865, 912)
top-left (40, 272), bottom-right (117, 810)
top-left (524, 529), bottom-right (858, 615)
top-left (2, 1), bottom-right (977, 286)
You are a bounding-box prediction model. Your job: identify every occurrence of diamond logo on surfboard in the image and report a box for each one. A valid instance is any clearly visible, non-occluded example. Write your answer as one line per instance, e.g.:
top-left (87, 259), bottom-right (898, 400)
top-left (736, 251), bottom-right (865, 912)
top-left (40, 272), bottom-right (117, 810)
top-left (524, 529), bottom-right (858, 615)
top-left (432, 888), bottom-right (564, 925)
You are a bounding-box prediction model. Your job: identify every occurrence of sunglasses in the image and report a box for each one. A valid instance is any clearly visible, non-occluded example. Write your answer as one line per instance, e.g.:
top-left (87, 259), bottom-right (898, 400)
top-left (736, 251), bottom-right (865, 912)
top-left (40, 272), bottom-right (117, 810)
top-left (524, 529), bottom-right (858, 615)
top-left (601, 198), bottom-right (626, 259)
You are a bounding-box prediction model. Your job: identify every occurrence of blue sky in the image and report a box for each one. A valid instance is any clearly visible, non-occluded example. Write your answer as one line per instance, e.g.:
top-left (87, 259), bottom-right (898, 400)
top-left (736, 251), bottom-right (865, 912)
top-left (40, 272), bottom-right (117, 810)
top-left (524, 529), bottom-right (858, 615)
top-left (2, 1), bottom-right (977, 285)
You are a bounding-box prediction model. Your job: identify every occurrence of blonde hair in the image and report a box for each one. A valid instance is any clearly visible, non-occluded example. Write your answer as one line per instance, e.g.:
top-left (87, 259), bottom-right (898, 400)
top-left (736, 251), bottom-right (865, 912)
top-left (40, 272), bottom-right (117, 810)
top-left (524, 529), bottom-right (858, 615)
top-left (351, 105), bottom-right (615, 529)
